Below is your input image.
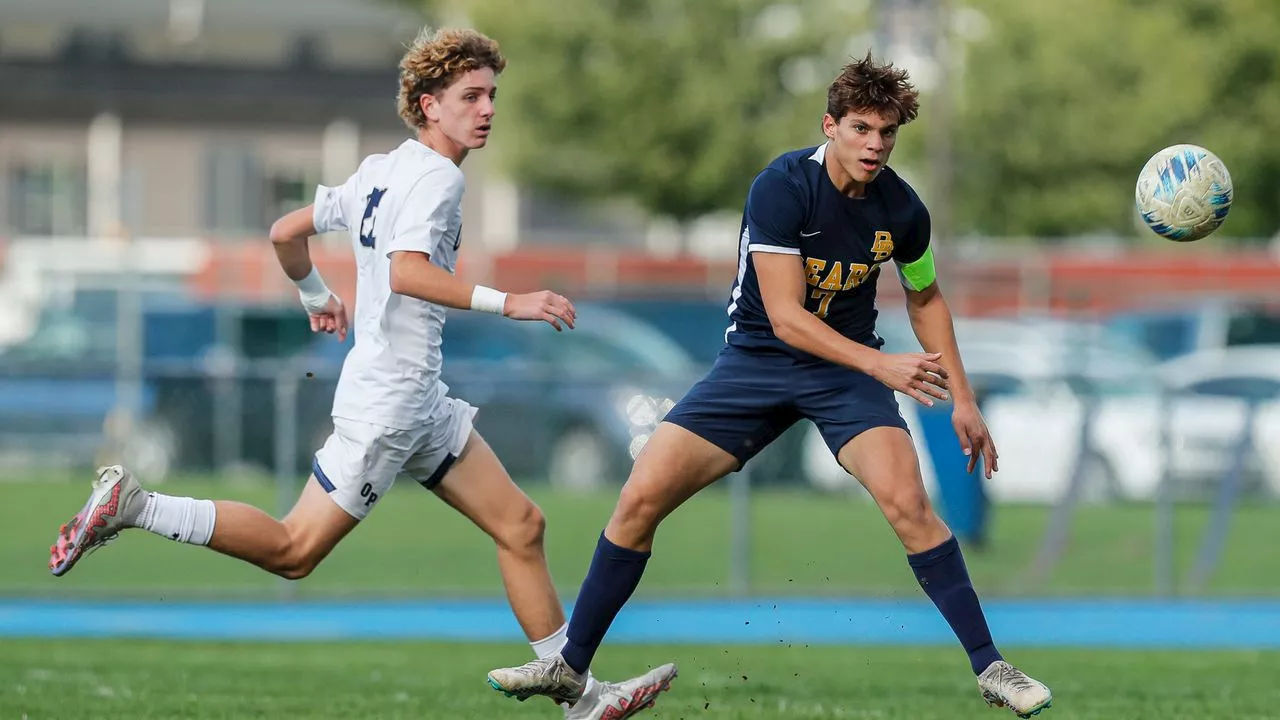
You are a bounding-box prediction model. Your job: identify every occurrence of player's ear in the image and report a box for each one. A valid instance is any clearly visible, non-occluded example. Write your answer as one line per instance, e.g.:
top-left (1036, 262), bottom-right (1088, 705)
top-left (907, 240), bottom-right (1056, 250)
top-left (419, 93), bottom-right (440, 124)
top-left (822, 113), bottom-right (837, 141)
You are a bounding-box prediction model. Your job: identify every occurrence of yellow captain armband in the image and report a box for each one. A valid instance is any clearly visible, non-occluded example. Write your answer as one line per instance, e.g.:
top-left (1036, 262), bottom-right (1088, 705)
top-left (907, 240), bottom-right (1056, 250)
top-left (896, 246), bottom-right (937, 292)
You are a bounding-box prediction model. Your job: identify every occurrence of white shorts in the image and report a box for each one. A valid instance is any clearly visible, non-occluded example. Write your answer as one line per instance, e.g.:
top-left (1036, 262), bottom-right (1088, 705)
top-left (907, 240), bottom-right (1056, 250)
top-left (312, 397), bottom-right (477, 520)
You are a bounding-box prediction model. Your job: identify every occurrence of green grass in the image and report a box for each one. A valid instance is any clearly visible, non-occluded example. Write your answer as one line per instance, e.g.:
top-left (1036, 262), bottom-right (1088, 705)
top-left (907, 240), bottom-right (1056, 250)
top-left (4, 477), bottom-right (1279, 599)
top-left (4, 639), bottom-right (1277, 719)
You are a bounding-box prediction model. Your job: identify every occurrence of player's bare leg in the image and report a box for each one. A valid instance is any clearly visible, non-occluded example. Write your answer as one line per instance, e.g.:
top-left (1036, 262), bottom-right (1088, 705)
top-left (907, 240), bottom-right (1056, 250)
top-left (207, 476), bottom-right (358, 578)
top-left (838, 426), bottom-right (950, 554)
top-left (840, 427), bottom-right (1051, 717)
top-left (438, 430), bottom-right (679, 718)
top-left (487, 422), bottom-right (733, 710)
top-left (603, 422), bottom-right (739, 552)
top-left (432, 431), bottom-right (564, 640)
top-left (50, 465), bottom-right (358, 579)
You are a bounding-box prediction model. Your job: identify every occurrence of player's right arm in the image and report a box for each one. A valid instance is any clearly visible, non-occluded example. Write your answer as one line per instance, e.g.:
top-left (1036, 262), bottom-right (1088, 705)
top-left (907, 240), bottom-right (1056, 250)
top-left (388, 253), bottom-right (576, 331)
top-left (269, 201), bottom-right (348, 341)
top-left (746, 169), bottom-right (948, 407)
top-left (756, 254), bottom-right (948, 407)
top-left (384, 169), bottom-right (575, 330)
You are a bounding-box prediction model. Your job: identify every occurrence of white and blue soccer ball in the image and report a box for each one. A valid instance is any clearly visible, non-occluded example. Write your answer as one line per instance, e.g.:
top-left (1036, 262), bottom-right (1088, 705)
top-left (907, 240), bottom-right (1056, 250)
top-left (1135, 144), bottom-right (1233, 242)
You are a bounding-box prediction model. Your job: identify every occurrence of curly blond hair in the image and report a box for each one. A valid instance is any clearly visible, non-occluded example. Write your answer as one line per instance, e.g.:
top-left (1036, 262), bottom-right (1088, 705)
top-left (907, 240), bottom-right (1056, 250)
top-left (397, 28), bottom-right (507, 131)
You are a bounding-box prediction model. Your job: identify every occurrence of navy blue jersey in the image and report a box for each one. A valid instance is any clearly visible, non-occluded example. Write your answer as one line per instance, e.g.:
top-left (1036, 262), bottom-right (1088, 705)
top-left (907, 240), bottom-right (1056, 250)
top-left (724, 143), bottom-right (931, 358)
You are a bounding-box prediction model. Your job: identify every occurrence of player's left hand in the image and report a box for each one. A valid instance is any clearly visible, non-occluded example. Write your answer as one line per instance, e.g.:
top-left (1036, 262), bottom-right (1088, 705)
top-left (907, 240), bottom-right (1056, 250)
top-left (504, 290), bottom-right (576, 331)
top-left (308, 294), bottom-right (349, 342)
top-left (952, 399), bottom-right (997, 479)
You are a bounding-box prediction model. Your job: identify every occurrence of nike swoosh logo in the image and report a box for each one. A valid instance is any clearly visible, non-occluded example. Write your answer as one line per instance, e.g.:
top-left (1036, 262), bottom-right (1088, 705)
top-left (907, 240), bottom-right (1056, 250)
top-left (800, 230), bottom-right (821, 237)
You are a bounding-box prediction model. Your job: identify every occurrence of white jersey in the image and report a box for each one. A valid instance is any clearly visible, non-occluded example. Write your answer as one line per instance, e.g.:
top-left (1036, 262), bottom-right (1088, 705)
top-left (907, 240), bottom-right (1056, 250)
top-left (312, 138), bottom-right (465, 430)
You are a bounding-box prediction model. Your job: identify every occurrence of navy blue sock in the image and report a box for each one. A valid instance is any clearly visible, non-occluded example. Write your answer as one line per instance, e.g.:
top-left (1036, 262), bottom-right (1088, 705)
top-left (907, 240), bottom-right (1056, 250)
top-left (908, 535), bottom-right (1003, 675)
top-left (559, 532), bottom-right (651, 674)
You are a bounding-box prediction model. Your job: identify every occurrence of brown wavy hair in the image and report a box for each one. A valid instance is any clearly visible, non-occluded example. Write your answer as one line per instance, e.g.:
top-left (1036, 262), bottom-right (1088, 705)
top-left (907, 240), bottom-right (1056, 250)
top-left (826, 52), bottom-right (919, 125)
top-left (397, 28), bottom-right (507, 131)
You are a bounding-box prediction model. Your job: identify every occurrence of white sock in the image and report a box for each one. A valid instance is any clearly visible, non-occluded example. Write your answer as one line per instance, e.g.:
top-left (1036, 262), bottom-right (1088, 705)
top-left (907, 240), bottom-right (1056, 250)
top-left (531, 622), bottom-right (597, 695)
top-left (137, 493), bottom-right (217, 546)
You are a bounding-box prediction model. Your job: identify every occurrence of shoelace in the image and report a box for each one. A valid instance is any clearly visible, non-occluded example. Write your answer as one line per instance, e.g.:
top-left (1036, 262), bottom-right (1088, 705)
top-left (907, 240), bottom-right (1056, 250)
top-left (50, 517), bottom-right (119, 570)
top-left (997, 666), bottom-right (1038, 693)
top-left (518, 658), bottom-right (567, 685)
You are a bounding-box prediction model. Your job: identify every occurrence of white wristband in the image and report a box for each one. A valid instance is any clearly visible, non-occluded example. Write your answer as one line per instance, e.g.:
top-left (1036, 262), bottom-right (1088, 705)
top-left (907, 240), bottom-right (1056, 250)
top-left (470, 285), bottom-right (507, 315)
top-left (295, 266), bottom-right (332, 313)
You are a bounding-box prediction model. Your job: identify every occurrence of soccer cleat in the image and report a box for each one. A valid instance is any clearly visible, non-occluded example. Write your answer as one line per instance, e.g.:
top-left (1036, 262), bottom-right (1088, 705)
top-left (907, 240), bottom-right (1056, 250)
top-left (564, 663), bottom-right (678, 720)
top-left (978, 660), bottom-right (1053, 718)
top-left (49, 465), bottom-right (147, 577)
top-left (487, 655), bottom-right (588, 706)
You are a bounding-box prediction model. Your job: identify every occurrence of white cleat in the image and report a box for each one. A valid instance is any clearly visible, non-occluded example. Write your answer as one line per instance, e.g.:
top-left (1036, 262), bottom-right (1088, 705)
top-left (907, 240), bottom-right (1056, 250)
top-left (564, 663), bottom-right (678, 720)
top-left (978, 660), bottom-right (1053, 718)
top-left (49, 465), bottom-right (146, 577)
top-left (488, 655), bottom-right (588, 706)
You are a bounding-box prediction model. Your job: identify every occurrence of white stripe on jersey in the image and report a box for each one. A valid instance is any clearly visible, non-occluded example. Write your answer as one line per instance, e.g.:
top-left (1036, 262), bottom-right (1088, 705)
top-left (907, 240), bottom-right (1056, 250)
top-left (747, 244), bottom-right (801, 255)
top-left (724, 225), bottom-right (753, 341)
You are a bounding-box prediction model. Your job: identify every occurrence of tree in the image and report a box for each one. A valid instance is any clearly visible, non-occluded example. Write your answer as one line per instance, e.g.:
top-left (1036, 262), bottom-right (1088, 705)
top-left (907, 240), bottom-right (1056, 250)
top-left (425, 0), bottom-right (869, 235)
top-left (949, 0), bottom-right (1280, 242)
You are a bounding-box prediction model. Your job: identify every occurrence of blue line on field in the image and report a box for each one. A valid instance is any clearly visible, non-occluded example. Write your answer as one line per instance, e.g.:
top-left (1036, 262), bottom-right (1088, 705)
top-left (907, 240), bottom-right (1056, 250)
top-left (2, 598), bottom-right (1278, 649)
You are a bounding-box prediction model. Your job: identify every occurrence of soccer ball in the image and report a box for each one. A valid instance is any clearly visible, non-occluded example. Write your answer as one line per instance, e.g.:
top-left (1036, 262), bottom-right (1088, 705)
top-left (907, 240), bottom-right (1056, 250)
top-left (1135, 144), bottom-right (1233, 242)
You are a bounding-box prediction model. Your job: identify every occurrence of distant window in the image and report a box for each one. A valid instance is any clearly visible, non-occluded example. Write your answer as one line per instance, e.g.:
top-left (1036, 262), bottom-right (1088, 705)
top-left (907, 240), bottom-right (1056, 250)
top-left (203, 143), bottom-right (318, 233)
top-left (203, 142), bottom-right (263, 233)
top-left (264, 168), bottom-right (320, 229)
top-left (9, 163), bottom-right (87, 236)
top-left (1226, 310), bottom-right (1280, 347)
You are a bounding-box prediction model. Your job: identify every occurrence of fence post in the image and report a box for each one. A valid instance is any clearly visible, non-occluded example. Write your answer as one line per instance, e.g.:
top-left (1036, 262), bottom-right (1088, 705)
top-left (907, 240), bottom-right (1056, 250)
top-left (728, 464), bottom-right (751, 597)
top-left (1154, 387), bottom-right (1176, 597)
top-left (212, 309), bottom-right (243, 473)
top-left (1186, 399), bottom-right (1258, 593)
top-left (1026, 392), bottom-right (1095, 587)
top-left (273, 363), bottom-right (300, 601)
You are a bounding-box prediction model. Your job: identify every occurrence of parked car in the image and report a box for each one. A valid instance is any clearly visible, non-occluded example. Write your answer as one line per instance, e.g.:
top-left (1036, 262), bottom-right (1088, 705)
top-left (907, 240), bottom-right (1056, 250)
top-left (1105, 299), bottom-right (1280, 361)
top-left (802, 315), bottom-right (1167, 504)
top-left (0, 286), bottom-right (206, 479)
top-left (1157, 345), bottom-right (1280, 498)
top-left (0, 285), bottom-right (344, 481)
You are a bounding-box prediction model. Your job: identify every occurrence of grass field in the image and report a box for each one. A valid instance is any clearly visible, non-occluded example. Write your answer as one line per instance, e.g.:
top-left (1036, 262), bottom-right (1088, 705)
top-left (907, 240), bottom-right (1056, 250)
top-left (7, 476), bottom-right (1279, 718)
top-left (4, 477), bottom-right (1279, 599)
top-left (5, 639), bottom-right (1277, 719)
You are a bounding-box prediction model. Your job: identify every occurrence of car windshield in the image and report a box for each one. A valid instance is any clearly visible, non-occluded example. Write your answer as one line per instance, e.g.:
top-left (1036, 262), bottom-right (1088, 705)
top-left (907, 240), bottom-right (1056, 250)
top-left (555, 311), bottom-right (696, 376)
top-left (1226, 309), bottom-right (1280, 347)
top-left (1183, 375), bottom-right (1280, 400)
top-left (443, 308), bottom-right (696, 378)
top-left (949, 334), bottom-right (1160, 399)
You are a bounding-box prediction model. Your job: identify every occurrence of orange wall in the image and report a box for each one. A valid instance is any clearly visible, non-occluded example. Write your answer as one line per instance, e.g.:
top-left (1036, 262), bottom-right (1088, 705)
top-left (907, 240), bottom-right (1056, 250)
top-left (186, 243), bottom-right (1280, 317)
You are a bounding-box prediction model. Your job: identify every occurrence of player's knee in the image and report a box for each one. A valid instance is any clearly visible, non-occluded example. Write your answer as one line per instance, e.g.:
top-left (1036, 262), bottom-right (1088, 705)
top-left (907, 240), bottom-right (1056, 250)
top-left (494, 499), bottom-right (546, 557)
top-left (611, 483), bottom-right (665, 541)
top-left (266, 535), bottom-right (322, 580)
top-left (878, 486), bottom-right (936, 532)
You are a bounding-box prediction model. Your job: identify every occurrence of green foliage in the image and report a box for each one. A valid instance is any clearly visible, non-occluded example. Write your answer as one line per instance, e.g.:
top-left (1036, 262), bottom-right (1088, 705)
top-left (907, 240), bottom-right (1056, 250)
top-left (443, 0), bottom-right (869, 224)
top-left (953, 0), bottom-right (1280, 241)
top-left (411, 0), bottom-right (1280, 241)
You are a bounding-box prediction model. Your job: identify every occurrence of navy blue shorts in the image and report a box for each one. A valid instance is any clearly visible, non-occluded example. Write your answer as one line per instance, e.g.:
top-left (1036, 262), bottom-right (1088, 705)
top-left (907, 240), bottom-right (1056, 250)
top-left (662, 344), bottom-right (908, 468)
